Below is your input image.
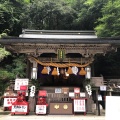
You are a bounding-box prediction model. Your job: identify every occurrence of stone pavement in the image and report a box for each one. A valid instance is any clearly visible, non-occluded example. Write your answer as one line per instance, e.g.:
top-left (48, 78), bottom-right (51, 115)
top-left (0, 114), bottom-right (105, 120)
top-left (0, 107), bottom-right (105, 120)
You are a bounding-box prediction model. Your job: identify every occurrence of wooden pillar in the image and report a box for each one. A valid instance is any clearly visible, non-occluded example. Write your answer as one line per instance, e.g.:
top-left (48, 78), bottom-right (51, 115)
top-left (29, 97), bottom-right (36, 112)
top-left (86, 92), bottom-right (93, 113)
top-left (96, 88), bottom-right (100, 116)
top-left (26, 59), bottom-right (31, 79)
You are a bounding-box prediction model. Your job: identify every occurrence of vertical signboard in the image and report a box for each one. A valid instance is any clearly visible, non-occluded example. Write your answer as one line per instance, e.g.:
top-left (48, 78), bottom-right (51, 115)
top-left (74, 99), bottom-right (86, 112)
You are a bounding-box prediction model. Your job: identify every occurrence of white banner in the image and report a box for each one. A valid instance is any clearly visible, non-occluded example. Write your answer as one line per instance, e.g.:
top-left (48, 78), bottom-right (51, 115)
top-left (11, 105), bottom-right (27, 112)
top-left (4, 98), bottom-right (17, 107)
top-left (106, 96), bottom-right (120, 120)
top-left (36, 105), bottom-right (46, 114)
top-left (14, 78), bottom-right (29, 90)
top-left (74, 99), bottom-right (86, 112)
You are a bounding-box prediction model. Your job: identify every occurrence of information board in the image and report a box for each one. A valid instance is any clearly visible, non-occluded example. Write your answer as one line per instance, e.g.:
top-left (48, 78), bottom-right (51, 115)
top-left (14, 78), bottom-right (29, 90)
top-left (74, 99), bottom-right (86, 112)
top-left (11, 105), bottom-right (27, 112)
top-left (55, 88), bottom-right (62, 93)
top-left (106, 96), bottom-right (120, 120)
top-left (36, 105), bottom-right (46, 114)
top-left (4, 98), bottom-right (17, 107)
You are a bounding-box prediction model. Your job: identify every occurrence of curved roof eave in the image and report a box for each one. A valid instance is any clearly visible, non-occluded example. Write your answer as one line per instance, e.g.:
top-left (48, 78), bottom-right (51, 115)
top-left (0, 37), bottom-right (120, 45)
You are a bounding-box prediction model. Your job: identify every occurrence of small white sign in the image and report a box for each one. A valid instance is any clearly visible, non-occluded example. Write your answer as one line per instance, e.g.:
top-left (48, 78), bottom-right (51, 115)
top-left (55, 88), bottom-right (62, 93)
top-left (11, 105), bottom-right (27, 112)
top-left (36, 105), bottom-right (46, 114)
top-left (100, 86), bottom-right (106, 91)
top-left (98, 95), bottom-right (102, 101)
top-left (69, 92), bottom-right (74, 98)
top-left (80, 92), bottom-right (86, 97)
top-left (4, 98), bottom-right (17, 107)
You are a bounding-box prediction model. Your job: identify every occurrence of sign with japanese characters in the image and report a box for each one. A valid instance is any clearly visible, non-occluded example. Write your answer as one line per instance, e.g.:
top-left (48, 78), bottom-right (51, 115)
top-left (4, 98), bottom-right (17, 107)
top-left (74, 88), bottom-right (80, 94)
top-left (74, 99), bottom-right (86, 112)
top-left (80, 92), bottom-right (86, 97)
top-left (38, 90), bottom-right (47, 96)
top-left (55, 88), bottom-right (62, 93)
top-left (36, 105), bottom-right (46, 114)
top-left (100, 85), bottom-right (106, 91)
top-left (98, 95), bottom-right (102, 101)
top-left (14, 78), bottom-right (29, 90)
top-left (69, 92), bottom-right (75, 98)
top-left (11, 105), bottom-right (27, 112)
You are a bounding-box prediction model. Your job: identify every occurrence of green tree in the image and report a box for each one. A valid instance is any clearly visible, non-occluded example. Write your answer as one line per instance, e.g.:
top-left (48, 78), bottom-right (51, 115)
top-left (72, 0), bottom-right (108, 30)
top-left (0, 47), bottom-right (10, 61)
top-left (21, 0), bottom-right (75, 30)
top-left (95, 0), bottom-right (120, 37)
top-left (0, 54), bottom-right (27, 95)
top-left (0, 0), bottom-right (29, 36)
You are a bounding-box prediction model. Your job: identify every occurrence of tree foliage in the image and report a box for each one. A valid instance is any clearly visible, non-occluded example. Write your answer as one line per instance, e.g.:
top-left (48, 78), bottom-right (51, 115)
top-left (0, 47), bottom-right (10, 61)
top-left (1, 0), bottom-right (119, 36)
top-left (21, 0), bottom-right (76, 30)
top-left (95, 0), bottom-right (120, 37)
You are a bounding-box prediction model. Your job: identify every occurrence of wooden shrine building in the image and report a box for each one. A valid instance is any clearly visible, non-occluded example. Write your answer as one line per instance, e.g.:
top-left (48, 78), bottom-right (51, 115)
top-left (0, 29), bottom-right (120, 115)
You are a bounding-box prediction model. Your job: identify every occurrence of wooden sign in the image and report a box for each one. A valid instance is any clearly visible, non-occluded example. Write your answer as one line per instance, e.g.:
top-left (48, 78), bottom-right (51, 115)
top-left (62, 88), bottom-right (69, 94)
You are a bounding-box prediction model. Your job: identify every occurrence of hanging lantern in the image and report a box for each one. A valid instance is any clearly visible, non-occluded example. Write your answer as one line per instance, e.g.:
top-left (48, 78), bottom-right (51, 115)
top-left (67, 67), bottom-right (73, 74)
top-left (52, 68), bottom-right (58, 76)
top-left (41, 67), bottom-right (48, 74)
top-left (79, 67), bottom-right (86, 75)
top-left (85, 66), bottom-right (91, 79)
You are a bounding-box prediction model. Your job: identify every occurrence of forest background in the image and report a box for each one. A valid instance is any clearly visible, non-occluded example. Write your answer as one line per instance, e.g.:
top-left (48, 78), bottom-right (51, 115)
top-left (0, 0), bottom-right (120, 94)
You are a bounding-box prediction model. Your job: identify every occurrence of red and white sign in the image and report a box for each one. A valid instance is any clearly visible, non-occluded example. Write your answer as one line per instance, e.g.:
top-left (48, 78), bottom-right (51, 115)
top-left (74, 88), bottom-right (80, 94)
top-left (14, 79), bottom-right (29, 90)
top-left (38, 90), bottom-right (47, 97)
top-left (74, 99), bottom-right (86, 112)
top-left (4, 98), bottom-right (17, 107)
top-left (11, 105), bottom-right (27, 112)
top-left (36, 105), bottom-right (46, 114)
top-left (20, 85), bottom-right (27, 90)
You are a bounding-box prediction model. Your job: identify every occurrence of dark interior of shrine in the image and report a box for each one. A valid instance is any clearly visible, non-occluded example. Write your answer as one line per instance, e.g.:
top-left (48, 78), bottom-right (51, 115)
top-left (37, 66), bottom-right (85, 91)
top-left (35, 52), bottom-right (86, 91)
